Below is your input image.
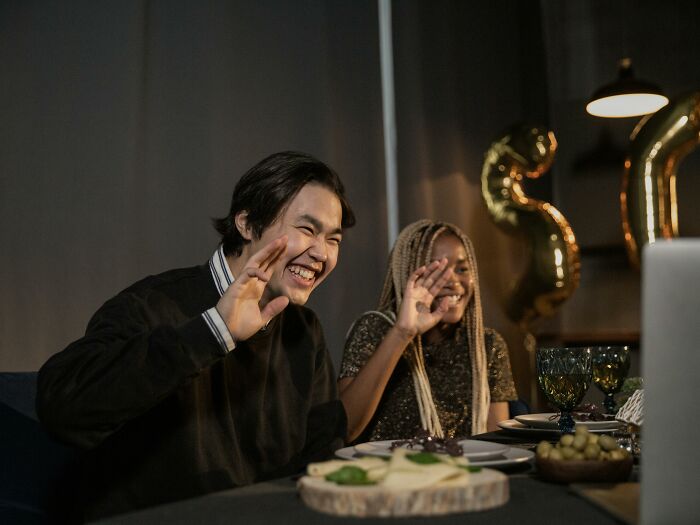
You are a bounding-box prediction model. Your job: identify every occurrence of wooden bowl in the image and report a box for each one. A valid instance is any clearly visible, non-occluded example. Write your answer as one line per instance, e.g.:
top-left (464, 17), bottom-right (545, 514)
top-left (536, 456), bottom-right (633, 484)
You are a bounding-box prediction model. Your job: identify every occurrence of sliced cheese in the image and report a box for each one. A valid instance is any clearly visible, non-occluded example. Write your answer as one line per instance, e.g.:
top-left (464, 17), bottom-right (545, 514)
top-left (381, 448), bottom-right (468, 490)
top-left (382, 463), bottom-right (465, 490)
top-left (307, 448), bottom-right (472, 490)
top-left (307, 456), bottom-right (387, 477)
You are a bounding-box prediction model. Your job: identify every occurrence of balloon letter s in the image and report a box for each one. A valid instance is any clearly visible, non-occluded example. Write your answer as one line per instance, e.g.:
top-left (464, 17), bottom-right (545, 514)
top-left (481, 125), bottom-right (580, 326)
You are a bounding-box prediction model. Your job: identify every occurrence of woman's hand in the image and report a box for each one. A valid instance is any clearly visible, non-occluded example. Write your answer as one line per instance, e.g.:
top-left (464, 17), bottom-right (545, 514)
top-left (394, 259), bottom-right (453, 338)
top-left (215, 236), bottom-right (290, 342)
top-left (339, 260), bottom-right (453, 442)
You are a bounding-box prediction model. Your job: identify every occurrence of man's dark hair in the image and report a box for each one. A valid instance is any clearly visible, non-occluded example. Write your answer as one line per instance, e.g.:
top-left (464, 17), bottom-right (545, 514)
top-left (214, 151), bottom-right (356, 257)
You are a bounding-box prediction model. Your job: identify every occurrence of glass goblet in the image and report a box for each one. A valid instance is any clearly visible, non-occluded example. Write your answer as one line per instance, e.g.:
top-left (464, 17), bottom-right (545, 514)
top-left (537, 347), bottom-right (592, 434)
top-left (590, 345), bottom-right (630, 414)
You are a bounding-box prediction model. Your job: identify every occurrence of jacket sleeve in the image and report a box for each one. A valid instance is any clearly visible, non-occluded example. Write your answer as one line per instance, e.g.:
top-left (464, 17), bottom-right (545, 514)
top-left (302, 319), bottom-right (347, 460)
top-left (264, 317), bottom-right (347, 480)
top-left (36, 290), bottom-right (225, 449)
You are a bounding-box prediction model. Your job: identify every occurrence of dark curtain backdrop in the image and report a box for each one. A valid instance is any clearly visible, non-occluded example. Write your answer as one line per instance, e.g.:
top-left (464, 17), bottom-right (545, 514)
top-left (0, 0), bottom-right (387, 371)
top-left (392, 0), bottom-right (551, 400)
top-left (4, 0), bottom-right (700, 411)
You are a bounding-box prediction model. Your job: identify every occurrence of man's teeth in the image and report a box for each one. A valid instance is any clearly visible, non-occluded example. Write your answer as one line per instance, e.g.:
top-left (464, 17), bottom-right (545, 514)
top-left (289, 265), bottom-right (315, 280)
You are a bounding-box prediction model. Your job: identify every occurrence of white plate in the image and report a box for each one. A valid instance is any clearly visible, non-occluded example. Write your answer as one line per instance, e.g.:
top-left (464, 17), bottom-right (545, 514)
top-left (498, 418), bottom-right (619, 435)
top-left (514, 413), bottom-right (623, 431)
top-left (335, 443), bottom-right (534, 468)
top-left (353, 439), bottom-right (508, 461)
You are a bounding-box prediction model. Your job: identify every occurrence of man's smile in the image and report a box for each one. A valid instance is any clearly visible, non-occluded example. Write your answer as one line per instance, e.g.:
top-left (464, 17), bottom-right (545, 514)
top-left (285, 261), bottom-right (322, 287)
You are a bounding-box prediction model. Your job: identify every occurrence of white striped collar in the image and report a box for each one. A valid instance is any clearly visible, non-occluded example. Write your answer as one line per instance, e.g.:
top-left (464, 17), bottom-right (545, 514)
top-left (209, 245), bottom-right (235, 297)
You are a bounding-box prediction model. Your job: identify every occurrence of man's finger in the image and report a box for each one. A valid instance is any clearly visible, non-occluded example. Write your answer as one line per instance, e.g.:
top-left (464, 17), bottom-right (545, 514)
top-left (259, 237), bottom-right (288, 270)
top-left (261, 239), bottom-right (287, 272)
top-left (247, 236), bottom-right (288, 269)
top-left (261, 296), bottom-right (290, 324)
top-left (239, 267), bottom-right (271, 283)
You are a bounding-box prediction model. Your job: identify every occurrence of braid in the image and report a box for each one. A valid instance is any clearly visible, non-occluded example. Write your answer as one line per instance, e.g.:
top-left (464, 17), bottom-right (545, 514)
top-left (456, 229), bottom-right (490, 435)
top-left (377, 220), bottom-right (491, 437)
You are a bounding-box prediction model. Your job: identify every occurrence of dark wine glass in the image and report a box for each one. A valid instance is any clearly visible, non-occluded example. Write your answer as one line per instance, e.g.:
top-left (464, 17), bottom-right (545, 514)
top-left (590, 346), bottom-right (630, 414)
top-left (537, 347), bottom-right (592, 433)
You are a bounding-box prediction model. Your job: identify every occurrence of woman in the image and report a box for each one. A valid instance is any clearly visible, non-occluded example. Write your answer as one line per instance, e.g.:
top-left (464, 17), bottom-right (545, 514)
top-left (339, 220), bottom-right (517, 443)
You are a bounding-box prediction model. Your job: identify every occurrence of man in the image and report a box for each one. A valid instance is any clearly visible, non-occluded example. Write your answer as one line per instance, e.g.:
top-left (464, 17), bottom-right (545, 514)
top-left (37, 151), bottom-right (355, 520)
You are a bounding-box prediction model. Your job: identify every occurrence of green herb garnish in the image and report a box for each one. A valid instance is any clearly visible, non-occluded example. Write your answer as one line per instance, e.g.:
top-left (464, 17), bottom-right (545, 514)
top-left (459, 465), bottom-right (482, 473)
top-left (325, 466), bottom-right (376, 485)
top-left (405, 452), bottom-right (442, 464)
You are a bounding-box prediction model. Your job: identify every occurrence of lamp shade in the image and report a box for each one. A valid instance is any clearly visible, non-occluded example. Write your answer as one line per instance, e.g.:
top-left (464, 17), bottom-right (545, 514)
top-left (586, 58), bottom-right (669, 118)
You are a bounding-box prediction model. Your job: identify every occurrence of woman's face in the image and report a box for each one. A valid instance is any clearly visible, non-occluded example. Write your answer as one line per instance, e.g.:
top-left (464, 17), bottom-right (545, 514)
top-left (429, 232), bottom-right (474, 324)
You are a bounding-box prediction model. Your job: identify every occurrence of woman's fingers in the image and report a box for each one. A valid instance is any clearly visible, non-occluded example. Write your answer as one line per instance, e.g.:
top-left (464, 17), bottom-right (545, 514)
top-left (416, 258), bottom-right (447, 290)
top-left (424, 296), bottom-right (450, 322)
top-left (426, 297), bottom-right (450, 324)
top-left (408, 266), bottom-right (426, 284)
top-left (435, 296), bottom-right (450, 314)
top-left (428, 266), bottom-right (453, 296)
top-left (414, 260), bottom-right (441, 288)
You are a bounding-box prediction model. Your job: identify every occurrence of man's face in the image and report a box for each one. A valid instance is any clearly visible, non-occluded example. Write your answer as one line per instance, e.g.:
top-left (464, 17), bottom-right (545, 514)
top-left (240, 183), bottom-right (343, 306)
top-left (430, 233), bottom-right (474, 324)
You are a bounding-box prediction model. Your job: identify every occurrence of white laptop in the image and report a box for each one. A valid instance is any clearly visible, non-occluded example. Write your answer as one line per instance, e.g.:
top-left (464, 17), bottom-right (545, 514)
top-left (641, 240), bottom-right (700, 525)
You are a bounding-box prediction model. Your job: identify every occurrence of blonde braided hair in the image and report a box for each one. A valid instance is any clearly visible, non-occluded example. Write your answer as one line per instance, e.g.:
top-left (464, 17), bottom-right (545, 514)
top-left (377, 220), bottom-right (491, 437)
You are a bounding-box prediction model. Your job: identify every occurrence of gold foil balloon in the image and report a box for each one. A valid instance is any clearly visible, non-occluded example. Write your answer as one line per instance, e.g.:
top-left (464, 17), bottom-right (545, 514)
top-left (621, 91), bottom-right (700, 268)
top-left (481, 125), bottom-right (580, 326)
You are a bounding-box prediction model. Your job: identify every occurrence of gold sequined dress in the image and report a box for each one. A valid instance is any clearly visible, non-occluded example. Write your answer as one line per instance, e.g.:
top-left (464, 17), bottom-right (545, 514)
top-left (339, 312), bottom-right (517, 442)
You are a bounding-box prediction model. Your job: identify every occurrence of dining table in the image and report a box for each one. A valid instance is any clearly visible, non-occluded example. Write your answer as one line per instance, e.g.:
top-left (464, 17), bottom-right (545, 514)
top-left (94, 430), bottom-right (638, 525)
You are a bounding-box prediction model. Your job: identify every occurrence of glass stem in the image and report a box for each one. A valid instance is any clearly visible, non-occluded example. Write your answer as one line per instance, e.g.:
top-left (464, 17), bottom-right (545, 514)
top-left (604, 394), bottom-right (617, 414)
top-left (558, 411), bottom-right (575, 434)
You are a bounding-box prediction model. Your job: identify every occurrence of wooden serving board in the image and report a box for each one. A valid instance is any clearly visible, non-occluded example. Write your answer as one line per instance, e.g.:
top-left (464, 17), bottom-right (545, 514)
top-left (297, 468), bottom-right (509, 517)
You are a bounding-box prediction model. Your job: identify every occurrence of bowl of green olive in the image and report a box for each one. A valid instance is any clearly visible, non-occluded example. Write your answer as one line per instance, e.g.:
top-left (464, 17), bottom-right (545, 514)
top-left (535, 425), bottom-right (633, 483)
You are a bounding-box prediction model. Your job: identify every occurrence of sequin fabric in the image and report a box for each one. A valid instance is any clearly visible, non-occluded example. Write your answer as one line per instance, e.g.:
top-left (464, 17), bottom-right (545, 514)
top-left (339, 312), bottom-right (517, 441)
